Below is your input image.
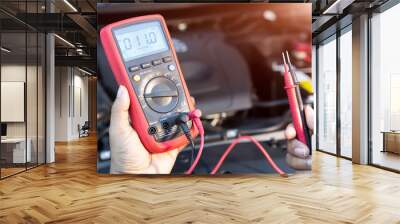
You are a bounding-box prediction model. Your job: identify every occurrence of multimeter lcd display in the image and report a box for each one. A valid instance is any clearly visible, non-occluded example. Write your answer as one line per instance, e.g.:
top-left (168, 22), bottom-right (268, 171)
top-left (114, 21), bottom-right (169, 62)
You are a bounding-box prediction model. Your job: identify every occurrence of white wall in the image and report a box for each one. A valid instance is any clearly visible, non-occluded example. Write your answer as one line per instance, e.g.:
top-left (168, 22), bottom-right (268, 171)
top-left (70, 72), bottom-right (89, 139)
top-left (1, 66), bottom-right (25, 128)
top-left (54, 67), bottom-right (89, 141)
top-left (1, 63), bottom-right (46, 164)
top-left (1, 65), bottom-right (26, 141)
top-left (55, 66), bottom-right (69, 141)
top-left (1, 65), bottom-right (37, 138)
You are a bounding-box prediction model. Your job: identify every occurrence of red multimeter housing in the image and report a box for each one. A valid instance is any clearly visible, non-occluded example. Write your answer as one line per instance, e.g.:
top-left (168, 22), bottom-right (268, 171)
top-left (100, 15), bottom-right (198, 153)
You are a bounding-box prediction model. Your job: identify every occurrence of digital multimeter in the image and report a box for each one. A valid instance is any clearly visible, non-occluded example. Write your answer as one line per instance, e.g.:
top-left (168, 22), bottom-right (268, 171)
top-left (100, 14), bottom-right (198, 153)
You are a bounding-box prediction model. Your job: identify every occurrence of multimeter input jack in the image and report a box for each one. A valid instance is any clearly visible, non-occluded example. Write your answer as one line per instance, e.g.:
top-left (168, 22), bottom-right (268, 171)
top-left (162, 121), bottom-right (170, 130)
top-left (148, 126), bottom-right (157, 135)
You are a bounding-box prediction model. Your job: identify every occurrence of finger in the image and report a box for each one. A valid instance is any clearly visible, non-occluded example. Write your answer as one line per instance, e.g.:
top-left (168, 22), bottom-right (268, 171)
top-left (110, 85), bottom-right (132, 131)
top-left (305, 105), bottom-right (314, 131)
top-left (190, 96), bottom-right (196, 106)
top-left (287, 139), bottom-right (310, 158)
top-left (177, 142), bottom-right (188, 152)
top-left (284, 123), bottom-right (296, 140)
top-left (147, 149), bottom-right (180, 174)
top-left (286, 153), bottom-right (311, 170)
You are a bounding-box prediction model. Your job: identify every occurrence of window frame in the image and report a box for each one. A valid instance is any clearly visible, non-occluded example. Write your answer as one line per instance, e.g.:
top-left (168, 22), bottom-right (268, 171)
top-left (367, 0), bottom-right (400, 173)
top-left (0, 0), bottom-right (47, 180)
top-left (315, 22), bottom-right (353, 160)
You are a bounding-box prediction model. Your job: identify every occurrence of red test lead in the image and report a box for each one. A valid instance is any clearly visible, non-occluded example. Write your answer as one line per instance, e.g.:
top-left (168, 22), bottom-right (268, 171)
top-left (282, 52), bottom-right (308, 147)
top-left (285, 51), bottom-right (312, 150)
top-left (185, 109), bottom-right (286, 176)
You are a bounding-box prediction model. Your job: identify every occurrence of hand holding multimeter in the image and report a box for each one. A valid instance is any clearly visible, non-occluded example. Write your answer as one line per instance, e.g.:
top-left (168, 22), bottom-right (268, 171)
top-left (101, 15), bottom-right (206, 174)
top-left (101, 14), bottom-right (199, 154)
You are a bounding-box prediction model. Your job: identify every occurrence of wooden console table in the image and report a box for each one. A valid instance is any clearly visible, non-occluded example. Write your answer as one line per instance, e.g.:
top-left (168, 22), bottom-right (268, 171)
top-left (382, 131), bottom-right (400, 154)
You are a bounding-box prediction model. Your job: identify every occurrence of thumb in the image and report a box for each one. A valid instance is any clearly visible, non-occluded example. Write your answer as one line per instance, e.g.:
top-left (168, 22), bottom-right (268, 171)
top-left (110, 85), bottom-right (132, 131)
top-left (304, 105), bottom-right (314, 132)
top-left (284, 123), bottom-right (296, 140)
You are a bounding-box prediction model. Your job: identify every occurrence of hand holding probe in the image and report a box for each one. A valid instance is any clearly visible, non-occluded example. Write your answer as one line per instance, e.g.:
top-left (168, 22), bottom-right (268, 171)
top-left (282, 52), bottom-right (311, 150)
top-left (285, 51), bottom-right (312, 151)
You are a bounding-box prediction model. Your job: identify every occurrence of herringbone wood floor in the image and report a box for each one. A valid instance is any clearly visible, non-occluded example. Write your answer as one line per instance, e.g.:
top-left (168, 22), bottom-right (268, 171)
top-left (1, 135), bottom-right (400, 223)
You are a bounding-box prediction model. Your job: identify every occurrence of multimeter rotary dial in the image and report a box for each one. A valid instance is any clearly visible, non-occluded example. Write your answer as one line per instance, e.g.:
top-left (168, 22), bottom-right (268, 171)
top-left (144, 76), bottom-right (179, 113)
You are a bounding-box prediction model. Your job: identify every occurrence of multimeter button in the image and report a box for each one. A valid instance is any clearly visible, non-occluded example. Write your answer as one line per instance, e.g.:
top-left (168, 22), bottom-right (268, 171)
top-left (152, 59), bottom-right (162, 66)
top-left (168, 64), bottom-right (176, 71)
top-left (133, 75), bottom-right (141, 82)
top-left (129, 66), bottom-right (140, 72)
top-left (168, 65), bottom-right (176, 71)
top-left (162, 56), bottom-right (172, 63)
top-left (141, 63), bottom-right (151, 69)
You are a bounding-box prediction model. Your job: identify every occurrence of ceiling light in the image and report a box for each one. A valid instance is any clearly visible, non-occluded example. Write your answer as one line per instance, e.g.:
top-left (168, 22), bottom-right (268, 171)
top-left (63, 0), bottom-right (78, 12)
top-left (1, 47), bottom-right (11, 53)
top-left (323, 0), bottom-right (341, 14)
top-left (263, 10), bottom-right (276, 22)
top-left (78, 67), bottom-right (93, 76)
top-left (54, 34), bottom-right (75, 48)
top-left (322, 0), bottom-right (355, 15)
top-left (178, 22), bottom-right (187, 31)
